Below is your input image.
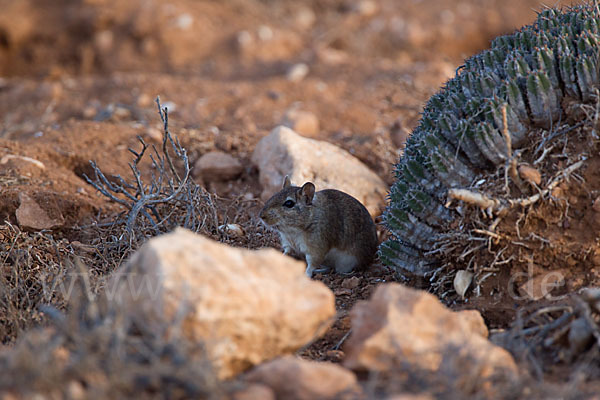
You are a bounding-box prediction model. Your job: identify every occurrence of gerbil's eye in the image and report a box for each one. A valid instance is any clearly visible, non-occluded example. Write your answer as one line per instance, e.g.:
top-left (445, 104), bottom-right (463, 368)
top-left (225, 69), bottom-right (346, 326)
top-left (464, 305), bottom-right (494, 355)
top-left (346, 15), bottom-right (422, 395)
top-left (283, 199), bottom-right (295, 208)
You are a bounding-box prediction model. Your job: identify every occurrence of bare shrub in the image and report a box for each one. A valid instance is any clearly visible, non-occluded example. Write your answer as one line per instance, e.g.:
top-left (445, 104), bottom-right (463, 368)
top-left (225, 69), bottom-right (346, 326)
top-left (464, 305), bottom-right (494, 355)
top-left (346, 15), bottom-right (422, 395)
top-left (83, 97), bottom-right (277, 258)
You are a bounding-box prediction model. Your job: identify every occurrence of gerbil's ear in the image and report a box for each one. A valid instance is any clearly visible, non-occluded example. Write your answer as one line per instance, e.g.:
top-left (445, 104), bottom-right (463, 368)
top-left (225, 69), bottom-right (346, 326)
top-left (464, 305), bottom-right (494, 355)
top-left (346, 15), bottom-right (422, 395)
top-left (282, 175), bottom-right (291, 189)
top-left (300, 182), bottom-right (315, 205)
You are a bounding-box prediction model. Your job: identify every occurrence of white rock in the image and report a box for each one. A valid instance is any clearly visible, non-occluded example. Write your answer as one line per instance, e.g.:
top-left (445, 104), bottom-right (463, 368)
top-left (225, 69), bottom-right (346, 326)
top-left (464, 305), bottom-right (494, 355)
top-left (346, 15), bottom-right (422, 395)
top-left (245, 356), bottom-right (361, 400)
top-left (174, 13), bottom-right (193, 30)
top-left (286, 63), bottom-right (309, 82)
top-left (344, 284), bottom-right (517, 384)
top-left (353, 0), bottom-right (378, 17)
top-left (160, 101), bottom-right (177, 113)
top-left (108, 228), bottom-right (335, 379)
top-left (218, 223), bottom-right (244, 238)
top-left (453, 270), bottom-right (473, 299)
top-left (251, 126), bottom-right (387, 216)
top-left (258, 25), bottom-right (274, 41)
top-left (294, 7), bottom-right (316, 29)
top-left (94, 30), bottom-right (114, 53)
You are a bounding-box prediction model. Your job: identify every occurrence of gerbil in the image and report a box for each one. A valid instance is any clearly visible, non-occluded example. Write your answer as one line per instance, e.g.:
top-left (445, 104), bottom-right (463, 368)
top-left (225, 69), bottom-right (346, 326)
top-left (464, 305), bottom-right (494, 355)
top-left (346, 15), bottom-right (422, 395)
top-left (259, 176), bottom-right (378, 277)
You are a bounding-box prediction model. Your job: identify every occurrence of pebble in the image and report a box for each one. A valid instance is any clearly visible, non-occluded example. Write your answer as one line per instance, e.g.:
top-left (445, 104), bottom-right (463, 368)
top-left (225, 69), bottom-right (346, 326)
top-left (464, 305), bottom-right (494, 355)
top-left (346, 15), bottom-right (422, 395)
top-left (518, 165), bottom-right (542, 185)
top-left (286, 63), bottom-right (309, 82)
top-left (593, 197), bottom-right (600, 213)
top-left (194, 151), bottom-right (243, 182)
top-left (282, 108), bottom-right (320, 137)
top-left (341, 276), bottom-right (360, 289)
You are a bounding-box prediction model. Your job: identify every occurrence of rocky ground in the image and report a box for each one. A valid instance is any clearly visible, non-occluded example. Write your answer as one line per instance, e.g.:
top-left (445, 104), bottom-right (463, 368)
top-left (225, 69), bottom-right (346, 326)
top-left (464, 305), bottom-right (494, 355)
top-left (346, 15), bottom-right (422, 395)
top-left (1, 0), bottom-right (599, 399)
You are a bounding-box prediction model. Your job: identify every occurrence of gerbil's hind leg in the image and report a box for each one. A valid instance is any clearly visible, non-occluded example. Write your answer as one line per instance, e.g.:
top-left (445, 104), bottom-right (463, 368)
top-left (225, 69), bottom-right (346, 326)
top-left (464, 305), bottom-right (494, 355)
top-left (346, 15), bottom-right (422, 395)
top-left (326, 249), bottom-right (359, 274)
top-left (311, 266), bottom-right (331, 275)
top-left (305, 254), bottom-right (327, 278)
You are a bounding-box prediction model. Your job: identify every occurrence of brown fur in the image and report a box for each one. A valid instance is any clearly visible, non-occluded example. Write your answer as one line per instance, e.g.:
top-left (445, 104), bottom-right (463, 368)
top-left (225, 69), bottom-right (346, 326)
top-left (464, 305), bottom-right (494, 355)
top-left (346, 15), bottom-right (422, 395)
top-left (259, 178), bottom-right (378, 277)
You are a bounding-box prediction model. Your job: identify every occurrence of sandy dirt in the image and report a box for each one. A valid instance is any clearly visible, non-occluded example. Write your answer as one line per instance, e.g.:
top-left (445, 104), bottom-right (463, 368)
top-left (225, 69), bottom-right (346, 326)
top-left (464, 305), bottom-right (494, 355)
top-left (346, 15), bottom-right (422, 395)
top-left (1, 0), bottom-right (596, 395)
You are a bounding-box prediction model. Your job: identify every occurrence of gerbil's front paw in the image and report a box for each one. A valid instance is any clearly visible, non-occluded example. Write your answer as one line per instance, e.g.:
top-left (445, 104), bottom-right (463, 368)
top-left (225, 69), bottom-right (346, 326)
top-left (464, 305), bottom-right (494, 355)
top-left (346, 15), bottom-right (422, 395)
top-left (305, 265), bottom-right (315, 278)
top-left (305, 265), bottom-right (329, 278)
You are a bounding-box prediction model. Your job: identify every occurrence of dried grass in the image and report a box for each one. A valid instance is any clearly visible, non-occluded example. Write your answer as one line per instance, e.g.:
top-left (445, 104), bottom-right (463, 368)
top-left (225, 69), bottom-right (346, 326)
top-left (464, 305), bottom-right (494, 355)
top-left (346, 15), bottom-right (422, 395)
top-left (0, 268), bottom-right (223, 399)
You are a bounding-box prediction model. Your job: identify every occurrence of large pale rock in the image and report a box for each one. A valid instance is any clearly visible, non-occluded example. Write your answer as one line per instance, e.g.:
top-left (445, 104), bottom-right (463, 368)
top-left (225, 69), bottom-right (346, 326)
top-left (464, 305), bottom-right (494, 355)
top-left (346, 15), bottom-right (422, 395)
top-left (344, 284), bottom-right (517, 382)
top-left (251, 126), bottom-right (387, 216)
top-left (109, 228), bottom-right (335, 379)
top-left (245, 356), bottom-right (361, 400)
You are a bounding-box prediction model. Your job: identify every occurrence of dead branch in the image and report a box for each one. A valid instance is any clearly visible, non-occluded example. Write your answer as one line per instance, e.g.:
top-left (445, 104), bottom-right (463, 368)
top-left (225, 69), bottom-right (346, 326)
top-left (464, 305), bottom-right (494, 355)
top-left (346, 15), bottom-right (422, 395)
top-left (84, 97), bottom-right (192, 243)
top-left (447, 157), bottom-right (587, 218)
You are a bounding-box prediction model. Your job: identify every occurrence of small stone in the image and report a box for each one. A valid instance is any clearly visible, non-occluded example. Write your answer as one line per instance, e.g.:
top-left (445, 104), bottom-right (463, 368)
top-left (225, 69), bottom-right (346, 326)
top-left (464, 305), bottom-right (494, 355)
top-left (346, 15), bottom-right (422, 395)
top-left (237, 30), bottom-right (253, 50)
top-left (295, 7), bottom-right (316, 29)
top-left (569, 195), bottom-right (578, 205)
top-left (326, 349), bottom-right (345, 362)
top-left (16, 193), bottom-right (64, 230)
top-left (341, 276), bottom-right (360, 289)
top-left (67, 381), bottom-right (86, 400)
top-left (194, 151), bottom-right (243, 182)
top-left (316, 47), bottom-right (348, 65)
top-left (551, 186), bottom-right (564, 199)
top-left (592, 250), bottom-right (600, 267)
top-left (281, 108), bottom-right (320, 137)
top-left (83, 105), bottom-right (97, 119)
top-left (113, 105), bottom-right (131, 120)
top-left (286, 63), bottom-right (309, 82)
top-left (353, 0), bottom-right (378, 17)
top-left (245, 356), bottom-right (361, 400)
top-left (94, 30), bottom-right (113, 53)
top-left (258, 25), bottom-right (274, 41)
top-left (453, 270), bottom-right (473, 299)
top-left (174, 13), bottom-right (193, 30)
top-left (161, 101), bottom-right (177, 113)
top-left (145, 127), bottom-right (163, 141)
top-left (518, 165), bottom-right (542, 185)
top-left (593, 197), bottom-right (600, 213)
top-left (137, 93), bottom-right (153, 108)
top-left (218, 223), bottom-right (245, 238)
top-left (334, 287), bottom-right (353, 296)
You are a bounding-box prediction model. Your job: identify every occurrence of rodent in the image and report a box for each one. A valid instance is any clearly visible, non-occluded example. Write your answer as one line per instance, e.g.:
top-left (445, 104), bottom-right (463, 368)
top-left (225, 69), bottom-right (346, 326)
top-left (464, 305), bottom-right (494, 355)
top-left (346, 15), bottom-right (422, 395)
top-left (259, 176), bottom-right (378, 277)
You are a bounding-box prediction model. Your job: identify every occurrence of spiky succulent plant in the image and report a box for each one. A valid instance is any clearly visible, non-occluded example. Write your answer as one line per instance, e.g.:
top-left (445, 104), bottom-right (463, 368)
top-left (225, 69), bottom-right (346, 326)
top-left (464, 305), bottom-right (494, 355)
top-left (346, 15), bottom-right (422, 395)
top-left (381, 4), bottom-right (600, 276)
